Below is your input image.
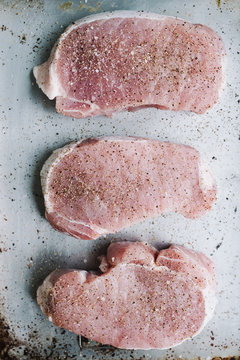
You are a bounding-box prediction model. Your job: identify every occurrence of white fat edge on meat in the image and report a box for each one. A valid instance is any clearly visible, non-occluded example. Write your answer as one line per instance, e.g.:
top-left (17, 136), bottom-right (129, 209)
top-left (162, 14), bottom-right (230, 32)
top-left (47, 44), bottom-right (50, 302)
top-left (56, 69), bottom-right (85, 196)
top-left (198, 156), bottom-right (215, 193)
top-left (53, 213), bottom-right (107, 236)
top-left (46, 213), bottom-right (95, 239)
top-left (37, 272), bottom-right (55, 320)
top-left (60, 99), bottom-right (101, 114)
top-left (33, 40), bottom-right (67, 100)
top-left (56, 10), bottom-right (180, 45)
top-left (50, 218), bottom-right (96, 239)
top-left (219, 49), bottom-right (228, 97)
top-left (194, 285), bottom-right (217, 337)
top-left (41, 141), bottom-right (79, 212)
top-left (37, 269), bottom-right (90, 320)
top-left (33, 11), bottom-right (187, 100)
top-left (37, 270), bottom-right (78, 320)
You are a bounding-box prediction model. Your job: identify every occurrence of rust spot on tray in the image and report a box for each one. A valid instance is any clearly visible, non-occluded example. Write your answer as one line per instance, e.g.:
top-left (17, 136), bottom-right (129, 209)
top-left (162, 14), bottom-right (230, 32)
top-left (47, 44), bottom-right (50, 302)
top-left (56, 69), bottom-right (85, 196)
top-left (78, 1), bottom-right (102, 12)
top-left (59, 1), bottom-right (72, 10)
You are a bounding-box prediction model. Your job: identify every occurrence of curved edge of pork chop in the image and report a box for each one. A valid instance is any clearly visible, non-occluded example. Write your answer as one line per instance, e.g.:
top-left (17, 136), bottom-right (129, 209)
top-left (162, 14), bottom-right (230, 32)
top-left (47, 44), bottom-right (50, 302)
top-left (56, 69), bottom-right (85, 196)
top-left (33, 11), bottom-right (226, 111)
top-left (40, 140), bottom-right (106, 239)
top-left (155, 244), bottom-right (217, 336)
top-left (33, 39), bottom-right (66, 101)
top-left (37, 242), bottom-right (217, 349)
top-left (41, 137), bottom-right (216, 240)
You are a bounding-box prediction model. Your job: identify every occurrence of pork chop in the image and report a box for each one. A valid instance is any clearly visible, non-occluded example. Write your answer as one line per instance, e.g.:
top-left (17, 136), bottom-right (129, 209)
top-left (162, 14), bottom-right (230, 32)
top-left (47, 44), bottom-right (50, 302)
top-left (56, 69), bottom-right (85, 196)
top-left (33, 11), bottom-right (226, 118)
top-left (41, 136), bottom-right (216, 240)
top-left (37, 242), bottom-right (217, 349)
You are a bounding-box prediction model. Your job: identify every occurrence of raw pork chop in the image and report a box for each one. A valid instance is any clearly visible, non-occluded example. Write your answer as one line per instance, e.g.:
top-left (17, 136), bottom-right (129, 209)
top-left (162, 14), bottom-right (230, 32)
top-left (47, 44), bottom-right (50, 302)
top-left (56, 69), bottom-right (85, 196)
top-left (41, 137), bottom-right (216, 240)
top-left (37, 242), bottom-right (217, 349)
top-left (33, 11), bottom-right (226, 118)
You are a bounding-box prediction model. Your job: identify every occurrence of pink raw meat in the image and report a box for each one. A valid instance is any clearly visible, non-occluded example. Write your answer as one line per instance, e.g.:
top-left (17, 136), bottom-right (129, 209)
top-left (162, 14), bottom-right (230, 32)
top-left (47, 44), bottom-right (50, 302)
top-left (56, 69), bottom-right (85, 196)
top-left (41, 137), bottom-right (216, 240)
top-left (33, 11), bottom-right (226, 118)
top-left (37, 242), bottom-right (216, 349)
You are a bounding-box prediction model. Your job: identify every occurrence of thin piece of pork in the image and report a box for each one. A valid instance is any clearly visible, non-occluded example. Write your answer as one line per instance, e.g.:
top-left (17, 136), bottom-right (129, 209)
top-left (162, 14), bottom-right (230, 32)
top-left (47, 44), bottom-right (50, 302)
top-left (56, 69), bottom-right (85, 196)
top-left (37, 242), bottom-right (217, 349)
top-left (33, 11), bottom-right (226, 118)
top-left (41, 137), bottom-right (216, 240)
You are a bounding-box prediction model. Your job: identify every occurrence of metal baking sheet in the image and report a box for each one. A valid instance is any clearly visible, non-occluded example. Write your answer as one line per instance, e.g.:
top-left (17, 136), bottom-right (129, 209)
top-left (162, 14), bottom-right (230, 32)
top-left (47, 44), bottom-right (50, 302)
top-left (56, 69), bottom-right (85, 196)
top-left (0, 0), bottom-right (239, 359)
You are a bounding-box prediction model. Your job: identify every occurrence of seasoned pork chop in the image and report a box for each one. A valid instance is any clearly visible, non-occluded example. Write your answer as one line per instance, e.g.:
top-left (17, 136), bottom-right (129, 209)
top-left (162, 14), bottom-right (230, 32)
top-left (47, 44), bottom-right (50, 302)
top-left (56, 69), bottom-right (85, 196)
top-left (37, 242), bottom-right (217, 349)
top-left (33, 11), bottom-right (226, 118)
top-left (41, 137), bottom-right (216, 240)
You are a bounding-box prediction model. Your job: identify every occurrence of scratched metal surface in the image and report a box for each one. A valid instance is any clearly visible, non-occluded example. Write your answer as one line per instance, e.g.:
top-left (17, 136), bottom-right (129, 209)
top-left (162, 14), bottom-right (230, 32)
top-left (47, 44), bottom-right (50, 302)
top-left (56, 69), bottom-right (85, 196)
top-left (0, 0), bottom-right (239, 359)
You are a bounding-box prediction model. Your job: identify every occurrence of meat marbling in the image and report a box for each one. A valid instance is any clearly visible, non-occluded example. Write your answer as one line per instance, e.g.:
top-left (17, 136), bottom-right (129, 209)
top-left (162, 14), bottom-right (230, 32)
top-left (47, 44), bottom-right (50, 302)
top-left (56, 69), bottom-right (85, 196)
top-left (33, 11), bottom-right (226, 118)
top-left (37, 242), bottom-right (217, 349)
top-left (41, 136), bottom-right (216, 240)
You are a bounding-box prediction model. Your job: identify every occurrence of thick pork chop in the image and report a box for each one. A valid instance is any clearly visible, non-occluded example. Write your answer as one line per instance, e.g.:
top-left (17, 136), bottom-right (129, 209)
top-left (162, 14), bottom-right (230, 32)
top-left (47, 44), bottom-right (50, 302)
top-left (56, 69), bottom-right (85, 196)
top-left (41, 137), bottom-right (216, 240)
top-left (33, 11), bottom-right (226, 118)
top-left (37, 242), bottom-right (217, 349)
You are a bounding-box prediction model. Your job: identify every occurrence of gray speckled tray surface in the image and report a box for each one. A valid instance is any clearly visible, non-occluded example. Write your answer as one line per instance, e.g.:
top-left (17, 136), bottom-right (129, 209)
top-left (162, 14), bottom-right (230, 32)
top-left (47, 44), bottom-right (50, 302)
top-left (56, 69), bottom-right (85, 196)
top-left (0, 0), bottom-right (239, 359)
